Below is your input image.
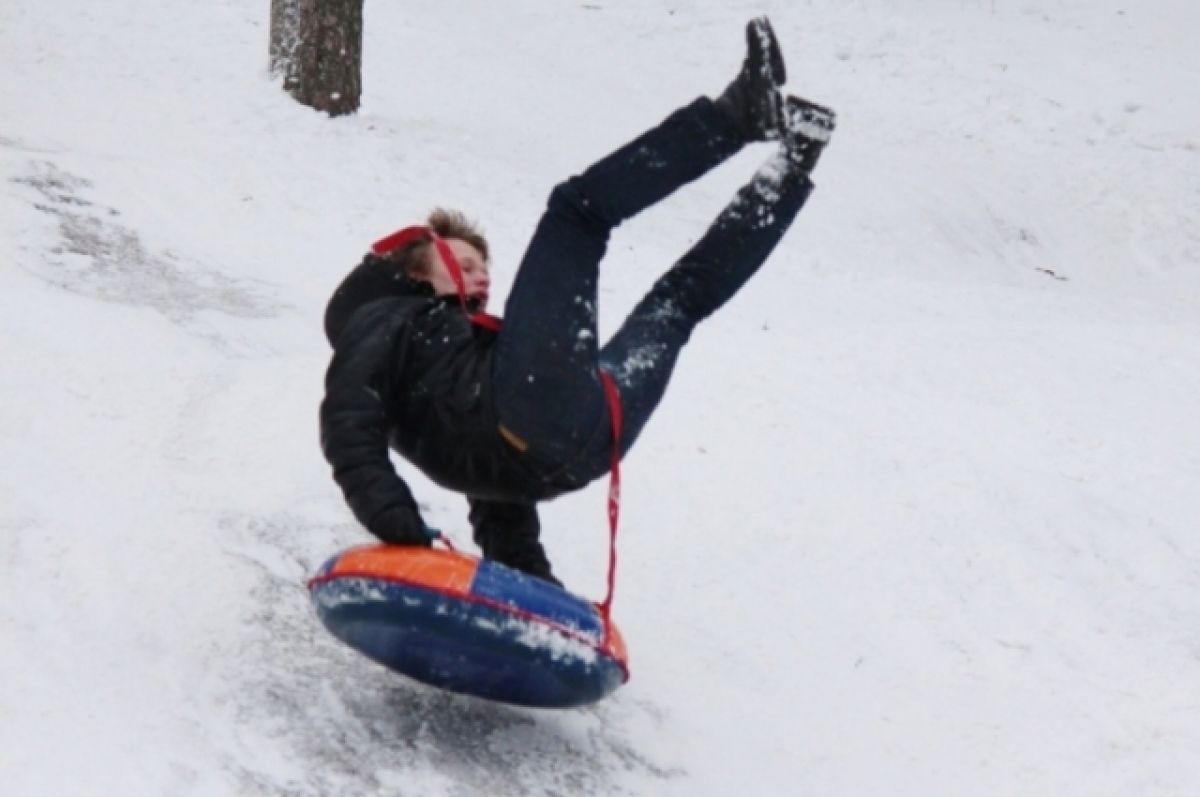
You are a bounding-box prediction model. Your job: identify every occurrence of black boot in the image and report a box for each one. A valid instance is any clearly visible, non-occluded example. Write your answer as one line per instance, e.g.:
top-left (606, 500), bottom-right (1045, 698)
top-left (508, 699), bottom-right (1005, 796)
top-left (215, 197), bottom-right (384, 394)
top-left (485, 532), bottom-right (561, 588)
top-left (783, 95), bottom-right (837, 174)
top-left (470, 500), bottom-right (563, 588)
top-left (715, 17), bottom-right (787, 142)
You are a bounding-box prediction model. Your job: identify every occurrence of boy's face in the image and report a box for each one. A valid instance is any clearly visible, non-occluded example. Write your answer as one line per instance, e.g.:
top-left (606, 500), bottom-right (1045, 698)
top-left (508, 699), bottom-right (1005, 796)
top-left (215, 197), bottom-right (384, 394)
top-left (427, 238), bottom-right (490, 310)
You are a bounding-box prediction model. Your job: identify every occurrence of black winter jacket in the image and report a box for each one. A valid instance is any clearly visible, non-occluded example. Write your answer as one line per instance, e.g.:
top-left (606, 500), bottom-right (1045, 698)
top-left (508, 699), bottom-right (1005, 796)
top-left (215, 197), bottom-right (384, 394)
top-left (319, 256), bottom-right (578, 539)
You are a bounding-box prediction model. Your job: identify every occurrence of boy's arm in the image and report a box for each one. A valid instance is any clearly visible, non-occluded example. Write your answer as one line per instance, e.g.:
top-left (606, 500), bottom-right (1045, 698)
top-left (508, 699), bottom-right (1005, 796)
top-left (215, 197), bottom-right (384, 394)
top-left (320, 302), bottom-right (429, 544)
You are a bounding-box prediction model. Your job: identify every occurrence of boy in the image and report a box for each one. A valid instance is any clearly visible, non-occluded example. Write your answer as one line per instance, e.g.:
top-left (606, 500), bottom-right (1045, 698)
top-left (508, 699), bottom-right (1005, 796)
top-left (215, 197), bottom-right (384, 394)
top-left (321, 18), bottom-right (835, 587)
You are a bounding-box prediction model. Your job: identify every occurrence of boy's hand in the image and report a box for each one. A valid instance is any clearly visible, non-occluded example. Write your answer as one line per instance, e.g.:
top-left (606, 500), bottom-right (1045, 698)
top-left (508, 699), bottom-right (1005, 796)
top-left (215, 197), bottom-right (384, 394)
top-left (369, 504), bottom-right (435, 546)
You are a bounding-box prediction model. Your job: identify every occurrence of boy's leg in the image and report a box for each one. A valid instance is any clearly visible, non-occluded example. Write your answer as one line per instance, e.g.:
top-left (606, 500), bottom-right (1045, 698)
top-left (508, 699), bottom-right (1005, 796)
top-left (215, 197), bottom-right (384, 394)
top-left (597, 152), bottom-right (815, 456)
top-left (494, 98), bottom-right (746, 462)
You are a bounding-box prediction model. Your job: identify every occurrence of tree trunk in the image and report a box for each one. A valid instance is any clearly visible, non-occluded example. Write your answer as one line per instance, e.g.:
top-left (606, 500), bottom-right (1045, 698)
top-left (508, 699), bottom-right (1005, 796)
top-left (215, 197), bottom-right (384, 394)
top-left (269, 0), bottom-right (363, 117)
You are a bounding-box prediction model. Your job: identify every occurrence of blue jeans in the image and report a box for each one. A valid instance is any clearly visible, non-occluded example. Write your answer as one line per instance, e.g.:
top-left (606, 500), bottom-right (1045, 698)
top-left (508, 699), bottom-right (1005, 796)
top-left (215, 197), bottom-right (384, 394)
top-left (493, 97), bottom-right (813, 486)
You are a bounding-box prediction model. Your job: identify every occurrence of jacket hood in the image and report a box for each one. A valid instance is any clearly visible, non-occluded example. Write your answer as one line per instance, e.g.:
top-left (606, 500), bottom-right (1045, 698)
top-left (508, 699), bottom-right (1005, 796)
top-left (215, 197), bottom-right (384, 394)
top-left (324, 254), bottom-right (433, 345)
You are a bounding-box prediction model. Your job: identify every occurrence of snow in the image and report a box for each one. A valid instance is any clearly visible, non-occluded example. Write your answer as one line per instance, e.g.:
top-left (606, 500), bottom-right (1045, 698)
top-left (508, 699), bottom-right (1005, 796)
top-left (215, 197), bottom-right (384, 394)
top-left (2, 0), bottom-right (1198, 794)
top-left (508, 618), bottom-right (600, 666)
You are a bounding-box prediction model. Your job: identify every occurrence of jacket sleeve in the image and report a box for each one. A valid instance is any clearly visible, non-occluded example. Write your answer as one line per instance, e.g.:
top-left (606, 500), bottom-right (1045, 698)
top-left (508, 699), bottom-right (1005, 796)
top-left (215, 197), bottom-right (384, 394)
top-left (319, 301), bottom-right (417, 532)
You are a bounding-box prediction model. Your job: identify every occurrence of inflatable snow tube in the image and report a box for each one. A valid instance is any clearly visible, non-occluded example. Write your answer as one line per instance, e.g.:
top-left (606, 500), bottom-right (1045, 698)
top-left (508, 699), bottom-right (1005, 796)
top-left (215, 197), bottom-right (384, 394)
top-left (308, 545), bottom-right (629, 708)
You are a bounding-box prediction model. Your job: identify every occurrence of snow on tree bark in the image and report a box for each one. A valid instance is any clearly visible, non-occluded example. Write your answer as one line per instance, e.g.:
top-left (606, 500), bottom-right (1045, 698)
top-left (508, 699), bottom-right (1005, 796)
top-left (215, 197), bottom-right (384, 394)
top-left (269, 0), bottom-right (362, 117)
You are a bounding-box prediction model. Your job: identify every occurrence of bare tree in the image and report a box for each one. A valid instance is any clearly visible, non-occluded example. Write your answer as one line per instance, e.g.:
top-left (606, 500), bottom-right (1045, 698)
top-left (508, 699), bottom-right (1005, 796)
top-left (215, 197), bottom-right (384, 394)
top-left (270, 0), bottom-right (363, 117)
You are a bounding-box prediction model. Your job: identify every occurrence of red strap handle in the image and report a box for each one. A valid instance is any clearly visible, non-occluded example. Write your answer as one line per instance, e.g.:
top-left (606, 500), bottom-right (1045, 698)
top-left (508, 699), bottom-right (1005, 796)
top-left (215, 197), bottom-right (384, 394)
top-left (597, 369), bottom-right (623, 621)
top-left (371, 225), bottom-right (433, 255)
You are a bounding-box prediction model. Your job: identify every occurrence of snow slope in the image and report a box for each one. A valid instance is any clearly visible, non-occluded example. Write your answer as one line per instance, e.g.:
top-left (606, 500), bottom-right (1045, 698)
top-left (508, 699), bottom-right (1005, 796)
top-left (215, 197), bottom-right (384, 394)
top-left (2, 1), bottom-right (1198, 794)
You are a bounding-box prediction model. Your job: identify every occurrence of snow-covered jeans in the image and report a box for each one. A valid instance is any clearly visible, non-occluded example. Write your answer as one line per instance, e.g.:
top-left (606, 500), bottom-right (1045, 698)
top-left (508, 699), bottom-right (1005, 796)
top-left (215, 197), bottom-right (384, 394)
top-left (493, 96), bottom-right (813, 486)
